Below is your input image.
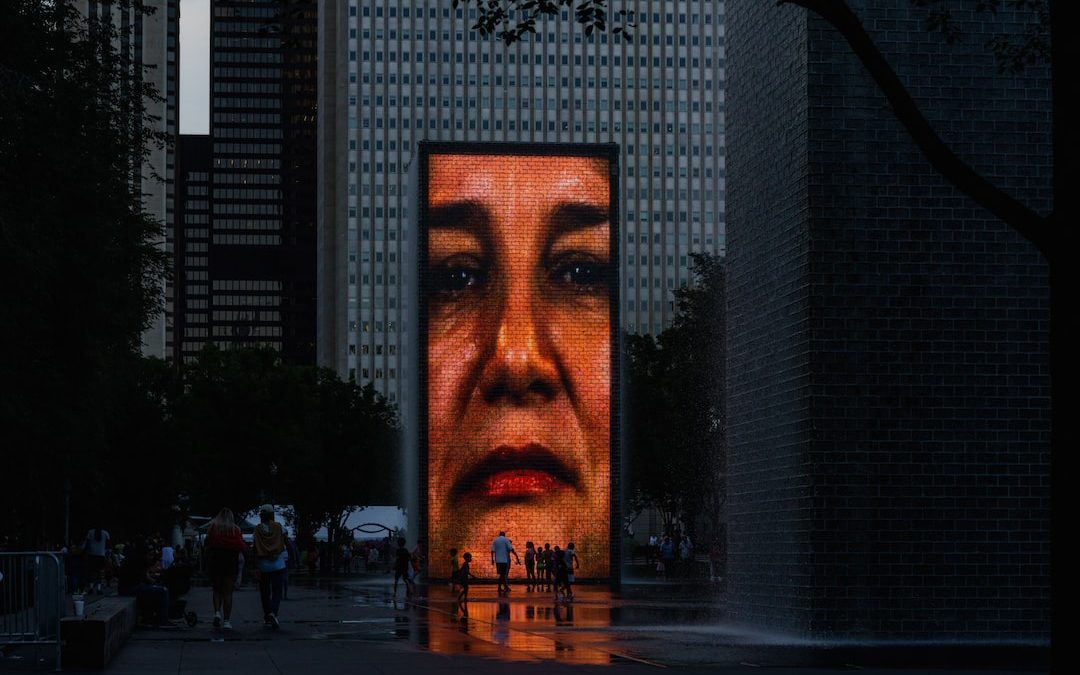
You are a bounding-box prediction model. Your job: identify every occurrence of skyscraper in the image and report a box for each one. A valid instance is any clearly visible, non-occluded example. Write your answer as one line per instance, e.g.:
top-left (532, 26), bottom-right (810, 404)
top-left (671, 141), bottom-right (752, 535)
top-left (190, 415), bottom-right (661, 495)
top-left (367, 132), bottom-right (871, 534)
top-left (173, 134), bottom-right (211, 363)
top-left (186, 0), bottom-right (318, 363)
top-left (318, 0), bottom-right (727, 401)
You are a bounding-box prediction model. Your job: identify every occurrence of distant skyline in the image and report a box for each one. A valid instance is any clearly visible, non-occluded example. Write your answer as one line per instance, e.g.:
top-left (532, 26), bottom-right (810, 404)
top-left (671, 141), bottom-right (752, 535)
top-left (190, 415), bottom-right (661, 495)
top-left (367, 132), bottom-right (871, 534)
top-left (179, 0), bottom-right (208, 134)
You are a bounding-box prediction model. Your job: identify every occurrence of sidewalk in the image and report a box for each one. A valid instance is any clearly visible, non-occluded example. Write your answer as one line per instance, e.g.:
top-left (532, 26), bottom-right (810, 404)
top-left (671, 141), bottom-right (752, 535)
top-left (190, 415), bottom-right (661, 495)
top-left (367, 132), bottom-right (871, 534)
top-left (2, 575), bottom-right (1049, 674)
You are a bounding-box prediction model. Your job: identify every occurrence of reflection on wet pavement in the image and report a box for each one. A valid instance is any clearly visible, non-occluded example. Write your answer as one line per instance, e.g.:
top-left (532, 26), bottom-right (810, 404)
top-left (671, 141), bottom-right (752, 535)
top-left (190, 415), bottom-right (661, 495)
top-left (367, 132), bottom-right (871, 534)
top-left (338, 583), bottom-right (666, 666)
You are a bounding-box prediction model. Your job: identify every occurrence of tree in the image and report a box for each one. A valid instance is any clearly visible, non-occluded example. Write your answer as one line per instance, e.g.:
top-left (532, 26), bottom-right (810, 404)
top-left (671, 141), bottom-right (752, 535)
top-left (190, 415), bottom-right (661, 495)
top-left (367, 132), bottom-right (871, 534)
top-left (278, 374), bottom-right (401, 572)
top-left (171, 346), bottom-right (401, 572)
top-left (1, 1), bottom-right (169, 546)
top-left (625, 255), bottom-right (726, 548)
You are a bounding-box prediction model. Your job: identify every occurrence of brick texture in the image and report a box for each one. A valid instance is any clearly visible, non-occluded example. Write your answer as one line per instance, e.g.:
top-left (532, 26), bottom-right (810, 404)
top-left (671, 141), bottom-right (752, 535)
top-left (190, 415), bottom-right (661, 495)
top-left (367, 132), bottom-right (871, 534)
top-left (726, 0), bottom-right (1051, 638)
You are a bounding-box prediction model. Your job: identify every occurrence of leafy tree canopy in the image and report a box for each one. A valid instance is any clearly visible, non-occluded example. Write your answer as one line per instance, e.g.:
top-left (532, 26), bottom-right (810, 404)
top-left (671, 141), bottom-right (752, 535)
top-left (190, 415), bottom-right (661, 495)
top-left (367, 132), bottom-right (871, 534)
top-left (1, 0), bottom-right (168, 546)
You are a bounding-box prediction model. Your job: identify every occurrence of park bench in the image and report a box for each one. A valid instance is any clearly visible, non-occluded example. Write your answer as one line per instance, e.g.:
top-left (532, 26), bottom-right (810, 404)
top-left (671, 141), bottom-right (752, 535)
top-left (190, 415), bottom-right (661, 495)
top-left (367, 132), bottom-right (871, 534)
top-left (61, 596), bottom-right (136, 668)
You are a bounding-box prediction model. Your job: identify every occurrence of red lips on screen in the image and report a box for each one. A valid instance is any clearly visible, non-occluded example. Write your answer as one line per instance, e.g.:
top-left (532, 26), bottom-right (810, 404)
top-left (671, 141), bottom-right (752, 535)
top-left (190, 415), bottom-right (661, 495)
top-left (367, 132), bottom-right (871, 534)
top-left (425, 152), bottom-right (612, 580)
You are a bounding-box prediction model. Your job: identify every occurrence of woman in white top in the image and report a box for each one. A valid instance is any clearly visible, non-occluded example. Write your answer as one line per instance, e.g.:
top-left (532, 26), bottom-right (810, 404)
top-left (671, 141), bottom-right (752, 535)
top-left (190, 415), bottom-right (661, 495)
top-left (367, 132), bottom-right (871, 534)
top-left (84, 527), bottom-right (110, 594)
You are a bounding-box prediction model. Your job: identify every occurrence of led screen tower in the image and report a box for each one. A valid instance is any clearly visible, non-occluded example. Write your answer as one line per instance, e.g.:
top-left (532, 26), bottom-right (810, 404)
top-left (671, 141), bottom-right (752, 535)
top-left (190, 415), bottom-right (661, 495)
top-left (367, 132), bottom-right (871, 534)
top-left (418, 142), bottom-right (619, 580)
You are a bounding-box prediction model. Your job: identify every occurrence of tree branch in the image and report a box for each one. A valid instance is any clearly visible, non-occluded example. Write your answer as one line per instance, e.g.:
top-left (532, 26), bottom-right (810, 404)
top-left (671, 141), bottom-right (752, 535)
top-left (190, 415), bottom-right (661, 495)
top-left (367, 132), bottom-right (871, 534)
top-left (778, 0), bottom-right (1051, 256)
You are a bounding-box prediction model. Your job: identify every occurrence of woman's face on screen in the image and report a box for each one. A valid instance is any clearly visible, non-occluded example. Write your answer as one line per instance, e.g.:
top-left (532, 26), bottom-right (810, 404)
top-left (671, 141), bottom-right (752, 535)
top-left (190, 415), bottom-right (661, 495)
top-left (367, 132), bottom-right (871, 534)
top-left (426, 153), bottom-right (612, 578)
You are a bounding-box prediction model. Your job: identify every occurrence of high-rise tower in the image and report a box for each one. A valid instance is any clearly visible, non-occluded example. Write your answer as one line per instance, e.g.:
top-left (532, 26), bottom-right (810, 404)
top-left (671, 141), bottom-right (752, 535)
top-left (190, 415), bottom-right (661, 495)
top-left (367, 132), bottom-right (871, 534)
top-left (184, 0), bottom-right (318, 363)
top-left (318, 0), bottom-right (727, 401)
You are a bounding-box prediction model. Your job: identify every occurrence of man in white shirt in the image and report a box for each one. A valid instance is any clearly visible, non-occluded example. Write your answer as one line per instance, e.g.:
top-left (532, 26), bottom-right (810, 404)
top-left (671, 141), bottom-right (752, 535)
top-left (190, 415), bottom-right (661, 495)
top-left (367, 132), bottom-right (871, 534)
top-left (490, 531), bottom-right (520, 595)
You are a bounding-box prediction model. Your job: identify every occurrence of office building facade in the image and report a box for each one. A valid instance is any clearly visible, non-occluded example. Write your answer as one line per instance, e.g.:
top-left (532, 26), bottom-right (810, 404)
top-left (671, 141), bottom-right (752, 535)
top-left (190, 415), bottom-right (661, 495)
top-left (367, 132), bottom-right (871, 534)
top-left (78, 0), bottom-right (179, 359)
top-left (318, 0), bottom-right (727, 401)
top-left (182, 0), bottom-right (318, 363)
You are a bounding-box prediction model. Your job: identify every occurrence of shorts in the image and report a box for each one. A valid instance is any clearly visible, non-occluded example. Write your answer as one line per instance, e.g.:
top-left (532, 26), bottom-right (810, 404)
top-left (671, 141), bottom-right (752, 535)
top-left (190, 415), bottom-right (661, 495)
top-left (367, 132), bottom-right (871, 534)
top-left (208, 549), bottom-right (239, 591)
top-left (496, 562), bottom-right (509, 577)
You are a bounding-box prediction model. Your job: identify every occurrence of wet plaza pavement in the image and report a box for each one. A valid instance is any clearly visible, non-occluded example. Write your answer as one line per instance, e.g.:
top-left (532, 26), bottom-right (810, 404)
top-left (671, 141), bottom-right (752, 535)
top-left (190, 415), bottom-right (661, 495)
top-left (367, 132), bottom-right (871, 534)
top-left (1, 576), bottom-right (1049, 673)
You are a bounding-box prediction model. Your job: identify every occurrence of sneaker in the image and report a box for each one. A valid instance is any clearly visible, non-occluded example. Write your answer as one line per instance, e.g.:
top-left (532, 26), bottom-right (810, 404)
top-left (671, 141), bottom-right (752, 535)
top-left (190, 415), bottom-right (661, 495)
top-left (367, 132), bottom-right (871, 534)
top-left (268, 613), bottom-right (280, 630)
top-left (212, 615), bottom-right (221, 629)
top-left (222, 620), bottom-right (232, 630)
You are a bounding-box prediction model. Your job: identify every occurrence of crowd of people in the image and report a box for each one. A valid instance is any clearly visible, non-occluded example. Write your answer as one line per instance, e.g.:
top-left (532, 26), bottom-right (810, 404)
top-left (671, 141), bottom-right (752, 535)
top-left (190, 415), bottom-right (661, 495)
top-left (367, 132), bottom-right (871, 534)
top-left (56, 508), bottom-right (417, 631)
top-left (643, 529), bottom-right (723, 580)
top-left (438, 531), bottom-right (582, 610)
top-left (52, 514), bottom-right (717, 634)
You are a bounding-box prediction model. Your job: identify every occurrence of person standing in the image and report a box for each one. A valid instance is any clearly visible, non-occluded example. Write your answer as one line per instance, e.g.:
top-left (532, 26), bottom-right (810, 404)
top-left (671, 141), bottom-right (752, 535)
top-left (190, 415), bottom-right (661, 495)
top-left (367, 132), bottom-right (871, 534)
top-left (83, 527), bottom-right (110, 594)
top-left (253, 505), bottom-right (286, 629)
top-left (449, 548), bottom-right (460, 591)
top-left (490, 531), bottom-right (520, 596)
top-left (679, 535), bottom-right (694, 578)
top-left (542, 543), bottom-right (555, 591)
top-left (552, 545), bottom-right (570, 601)
top-left (535, 544), bottom-right (547, 591)
top-left (205, 508), bottom-right (244, 630)
top-left (393, 537), bottom-right (414, 597)
top-left (564, 543), bottom-right (580, 600)
top-left (523, 542), bottom-right (537, 591)
top-left (708, 541), bottom-right (722, 582)
top-left (659, 536), bottom-right (675, 579)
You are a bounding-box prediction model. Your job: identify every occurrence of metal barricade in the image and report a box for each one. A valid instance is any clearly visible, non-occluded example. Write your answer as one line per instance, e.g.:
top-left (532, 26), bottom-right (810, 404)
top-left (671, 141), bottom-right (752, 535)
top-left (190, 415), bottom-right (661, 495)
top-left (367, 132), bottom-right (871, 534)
top-left (0, 552), bottom-right (65, 671)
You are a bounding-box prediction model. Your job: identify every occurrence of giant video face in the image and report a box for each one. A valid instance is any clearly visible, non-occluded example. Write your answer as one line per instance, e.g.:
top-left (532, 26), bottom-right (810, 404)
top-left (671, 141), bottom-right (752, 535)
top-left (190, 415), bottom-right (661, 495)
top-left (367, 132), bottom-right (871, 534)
top-left (419, 143), bottom-right (618, 580)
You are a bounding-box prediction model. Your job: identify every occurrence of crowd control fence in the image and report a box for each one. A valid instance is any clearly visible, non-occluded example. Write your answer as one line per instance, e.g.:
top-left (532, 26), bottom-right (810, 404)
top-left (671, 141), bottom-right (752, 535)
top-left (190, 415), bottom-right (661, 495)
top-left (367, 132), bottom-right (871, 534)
top-left (0, 552), bottom-right (64, 671)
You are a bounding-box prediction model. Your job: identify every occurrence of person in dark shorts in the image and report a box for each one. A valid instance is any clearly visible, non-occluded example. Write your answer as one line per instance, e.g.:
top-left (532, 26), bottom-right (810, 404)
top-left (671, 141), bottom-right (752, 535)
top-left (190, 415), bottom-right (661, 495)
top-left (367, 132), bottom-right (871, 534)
top-left (205, 508), bottom-right (245, 630)
top-left (490, 531), bottom-right (520, 595)
top-left (393, 537), bottom-right (414, 597)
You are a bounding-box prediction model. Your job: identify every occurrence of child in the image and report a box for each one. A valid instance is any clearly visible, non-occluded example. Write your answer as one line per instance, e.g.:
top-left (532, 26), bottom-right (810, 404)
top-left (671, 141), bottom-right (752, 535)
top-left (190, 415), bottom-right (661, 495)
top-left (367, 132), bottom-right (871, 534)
top-left (535, 543), bottom-right (547, 591)
top-left (552, 545), bottom-right (570, 602)
top-left (456, 552), bottom-right (473, 604)
top-left (524, 542), bottom-right (537, 591)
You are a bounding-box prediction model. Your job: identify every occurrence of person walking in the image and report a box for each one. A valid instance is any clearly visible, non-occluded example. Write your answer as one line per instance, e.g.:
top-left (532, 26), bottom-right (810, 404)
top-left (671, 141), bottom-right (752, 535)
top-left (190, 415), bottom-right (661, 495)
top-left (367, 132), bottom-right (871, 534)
top-left (205, 508), bottom-right (245, 630)
top-left (253, 505), bottom-right (286, 629)
top-left (490, 531), bottom-right (520, 596)
top-left (83, 527), bottom-right (110, 594)
top-left (456, 552), bottom-right (474, 605)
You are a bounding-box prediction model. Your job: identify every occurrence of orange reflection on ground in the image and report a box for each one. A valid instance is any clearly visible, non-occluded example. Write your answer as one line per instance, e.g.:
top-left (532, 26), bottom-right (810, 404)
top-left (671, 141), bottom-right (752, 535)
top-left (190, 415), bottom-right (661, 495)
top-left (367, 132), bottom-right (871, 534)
top-left (425, 592), bottom-right (618, 665)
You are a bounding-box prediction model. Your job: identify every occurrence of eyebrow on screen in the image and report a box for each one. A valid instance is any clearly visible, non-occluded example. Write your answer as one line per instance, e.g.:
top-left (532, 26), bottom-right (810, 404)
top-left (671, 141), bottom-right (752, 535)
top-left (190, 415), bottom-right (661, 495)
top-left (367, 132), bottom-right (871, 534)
top-left (548, 203), bottom-right (610, 234)
top-left (426, 201), bottom-right (490, 231)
